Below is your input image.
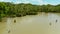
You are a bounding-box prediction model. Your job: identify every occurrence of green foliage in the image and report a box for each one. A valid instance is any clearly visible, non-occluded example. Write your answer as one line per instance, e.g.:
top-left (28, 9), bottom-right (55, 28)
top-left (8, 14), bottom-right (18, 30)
top-left (0, 2), bottom-right (60, 22)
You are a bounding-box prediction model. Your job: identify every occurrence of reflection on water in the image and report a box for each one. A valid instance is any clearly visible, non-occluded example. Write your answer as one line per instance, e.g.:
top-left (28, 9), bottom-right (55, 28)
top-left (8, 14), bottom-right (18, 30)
top-left (0, 13), bottom-right (60, 34)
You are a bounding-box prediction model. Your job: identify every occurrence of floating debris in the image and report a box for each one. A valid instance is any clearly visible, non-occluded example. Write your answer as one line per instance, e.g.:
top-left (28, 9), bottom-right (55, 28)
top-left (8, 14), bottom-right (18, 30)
top-left (56, 20), bottom-right (57, 23)
top-left (8, 30), bottom-right (10, 33)
top-left (49, 22), bottom-right (52, 26)
top-left (14, 19), bottom-right (16, 23)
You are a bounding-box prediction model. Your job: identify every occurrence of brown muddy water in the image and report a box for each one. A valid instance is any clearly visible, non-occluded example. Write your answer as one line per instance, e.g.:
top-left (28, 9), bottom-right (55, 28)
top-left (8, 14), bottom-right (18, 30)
top-left (0, 13), bottom-right (60, 34)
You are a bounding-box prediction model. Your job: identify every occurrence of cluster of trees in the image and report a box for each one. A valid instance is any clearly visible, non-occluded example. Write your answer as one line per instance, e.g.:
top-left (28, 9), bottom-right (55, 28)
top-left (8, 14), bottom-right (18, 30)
top-left (0, 2), bottom-right (60, 22)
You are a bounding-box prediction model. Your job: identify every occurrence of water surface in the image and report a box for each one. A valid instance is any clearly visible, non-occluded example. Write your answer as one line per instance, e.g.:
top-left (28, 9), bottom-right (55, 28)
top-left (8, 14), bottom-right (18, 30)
top-left (0, 13), bottom-right (60, 34)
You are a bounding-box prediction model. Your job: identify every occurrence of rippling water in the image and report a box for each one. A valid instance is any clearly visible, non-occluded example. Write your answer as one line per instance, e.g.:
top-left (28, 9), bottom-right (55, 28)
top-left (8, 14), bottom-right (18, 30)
top-left (0, 13), bottom-right (60, 34)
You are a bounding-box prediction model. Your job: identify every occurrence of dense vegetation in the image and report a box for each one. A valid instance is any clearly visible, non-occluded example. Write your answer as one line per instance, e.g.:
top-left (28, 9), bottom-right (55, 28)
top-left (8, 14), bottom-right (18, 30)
top-left (0, 2), bottom-right (60, 22)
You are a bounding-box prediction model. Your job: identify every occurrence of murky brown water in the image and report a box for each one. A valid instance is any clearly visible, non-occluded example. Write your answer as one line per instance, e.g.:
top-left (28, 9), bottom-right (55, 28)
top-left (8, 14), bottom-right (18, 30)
top-left (0, 13), bottom-right (60, 34)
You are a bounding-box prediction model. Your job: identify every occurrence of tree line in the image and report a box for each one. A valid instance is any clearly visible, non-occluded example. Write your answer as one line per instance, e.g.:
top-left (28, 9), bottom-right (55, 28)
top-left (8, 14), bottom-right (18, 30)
top-left (0, 2), bottom-right (60, 22)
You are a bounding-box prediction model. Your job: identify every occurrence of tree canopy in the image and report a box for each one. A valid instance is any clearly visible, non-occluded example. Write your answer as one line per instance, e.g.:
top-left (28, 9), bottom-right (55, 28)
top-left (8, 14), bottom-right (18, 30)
top-left (0, 2), bottom-right (60, 22)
